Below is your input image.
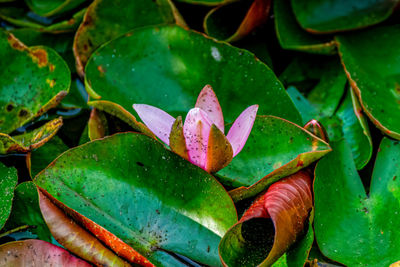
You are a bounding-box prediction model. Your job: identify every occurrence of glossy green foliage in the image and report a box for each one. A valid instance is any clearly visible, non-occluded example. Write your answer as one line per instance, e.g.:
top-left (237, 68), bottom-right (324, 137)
top-left (337, 25), bottom-right (400, 140)
top-left (274, 0), bottom-right (335, 54)
top-left (314, 138), bottom-right (400, 266)
top-left (73, 0), bottom-right (179, 75)
top-left (291, 0), bottom-right (399, 33)
top-left (35, 133), bottom-right (237, 266)
top-left (3, 182), bottom-right (52, 242)
top-left (85, 25), bottom-right (301, 124)
top-left (24, 0), bottom-right (86, 17)
top-left (0, 163), bottom-right (17, 230)
top-left (0, 31), bottom-right (70, 134)
top-left (217, 116), bottom-right (330, 201)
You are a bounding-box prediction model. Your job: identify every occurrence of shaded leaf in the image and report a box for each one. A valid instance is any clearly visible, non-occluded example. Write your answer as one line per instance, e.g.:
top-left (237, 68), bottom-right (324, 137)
top-left (291, 0), bottom-right (399, 33)
top-left (3, 182), bottom-right (52, 242)
top-left (336, 25), bottom-right (400, 140)
top-left (274, 0), bottom-right (335, 54)
top-left (0, 239), bottom-right (91, 266)
top-left (35, 132), bottom-right (238, 266)
top-left (85, 25), bottom-right (302, 125)
top-left (25, 0), bottom-right (86, 17)
top-left (216, 116), bottom-right (330, 201)
top-left (73, 0), bottom-right (181, 76)
top-left (314, 138), bottom-right (400, 266)
top-left (204, 0), bottom-right (271, 42)
top-left (88, 108), bottom-right (108, 140)
top-left (219, 170), bottom-right (313, 266)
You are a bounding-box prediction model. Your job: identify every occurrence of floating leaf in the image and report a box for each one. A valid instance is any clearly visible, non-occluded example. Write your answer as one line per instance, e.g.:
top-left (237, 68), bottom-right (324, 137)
top-left (38, 190), bottom-right (133, 266)
top-left (204, 0), bottom-right (271, 42)
top-left (35, 132), bottom-right (238, 266)
top-left (336, 25), bottom-right (400, 140)
top-left (73, 0), bottom-right (181, 76)
top-left (290, 0), bottom-right (399, 33)
top-left (2, 182), bottom-right (52, 242)
top-left (88, 108), bottom-right (108, 140)
top-left (314, 138), bottom-right (400, 266)
top-left (0, 239), bottom-right (91, 266)
top-left (274, 0), bottom-right (335, 54)
top-left (217, 116), bottom-right (330, 201)
top-left (0, 31), bottom-right (70, 134)
top-left (85, 25), bottom-right (301, 125)
top-left (0, 117), bottom-right (63, 154)
top-left (24, 0), bottom-right (86, 17)
top-left (0, 163), bottom-right (17, 230)
top-left (219, 170), bottom-right (313, 266)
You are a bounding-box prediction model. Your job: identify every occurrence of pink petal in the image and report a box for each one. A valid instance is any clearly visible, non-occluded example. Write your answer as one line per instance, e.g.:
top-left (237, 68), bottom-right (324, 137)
top-left (133, 104), bottom-right (175, 145)
top-left (183, 108), bottom-right (213, 170)
top-left (195, 85), bottom-right (225, 133)
top-left (226, 105), bottom-right (258, 157)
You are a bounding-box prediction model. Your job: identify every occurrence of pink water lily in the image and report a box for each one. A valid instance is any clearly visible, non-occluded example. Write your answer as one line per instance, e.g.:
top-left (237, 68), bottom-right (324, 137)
top-left (133, 85), bottom-right (258, 172)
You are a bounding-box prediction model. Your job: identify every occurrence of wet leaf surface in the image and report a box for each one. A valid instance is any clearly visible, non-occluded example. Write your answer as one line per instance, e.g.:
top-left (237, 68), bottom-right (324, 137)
top-left (218, 115), bottom-right (330, 201)
top-left (0, 163), bottom-right (17, 230)
top-left (0, 31), bottom-right (70, 134)
top-left (314, 138), bottom-right (400, 266)
top-left (336, 25), bottom-right (400, 140)
top-left (35, 132), bottom-right (238, 266)
top-left (85, 25), bottom-right (301, 125)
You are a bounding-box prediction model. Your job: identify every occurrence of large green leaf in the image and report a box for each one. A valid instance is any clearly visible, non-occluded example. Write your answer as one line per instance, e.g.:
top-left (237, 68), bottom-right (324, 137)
top-left (314, 138), bottom-right (400, 266)
top-left (290, 0), bottom-right (398, 33)
top-left (336, 25), bottom-right (400, 140)
top-left (35, 132), bottom-right (237, 266)
top-left (218, 116), bottom-right (330, 201)
top-left (0, 31), bottom-right (70, 134)
top-left (2, 182), bottom-right (52, 242)
top-left (73, 0), bottom-right (181, 76)
top-left (0, 163), bottom-right (17, 230)
top-left (274, 0), bottom-right (335, 55)
top-left (85, 25), bottom-right (301, 124)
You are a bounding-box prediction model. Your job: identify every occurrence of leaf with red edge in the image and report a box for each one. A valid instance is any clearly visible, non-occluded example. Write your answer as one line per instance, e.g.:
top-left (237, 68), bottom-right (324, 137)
top-left (0, 239), bottom-right (91, 266)
top-left (38, 189), bottom-right (139, 267)
top-left (219, 170), bottom-right (313, 266)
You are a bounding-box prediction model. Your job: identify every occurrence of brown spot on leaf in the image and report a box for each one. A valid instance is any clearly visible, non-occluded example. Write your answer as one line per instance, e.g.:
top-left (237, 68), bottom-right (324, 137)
top-left (30, 49), bottom-right (48, 67)
top-left (7, 34), bottom-right (26, 51)
top-left (6, 104), bottom-right (14, 112)
top-left (18, 109), bottom-right (28, 117)
top-left (49, 64), bottom-right (55, 72)
top-left (296, 159), bottom-right (304, 167)
top-left (46, 78), bottom-right (56, 88)
top-left (97, 65), bottom-right (106, 75)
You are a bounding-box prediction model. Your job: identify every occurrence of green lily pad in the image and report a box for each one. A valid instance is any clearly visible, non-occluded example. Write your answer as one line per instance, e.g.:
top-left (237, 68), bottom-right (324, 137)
top-left (10, 28), bottom-right (75, 72)
top-left (314, 138), bottom-right (400, 266)
top-left (0, 117), bottom-right (63, 154)
top-left (274, 0), bottom-right (336, 54)
top-left (0, 163), bottom-right (17, 230)
top-left (2, 182), bottom-right (52, 242)
top-left (290, 0), bottom-right (398, 33)
top-left (24, 0), bottom-right (86, 17)
top-left (35, 132), bottom-right (237, 266)
top-left (219, 116), bottom-right (330, 202)
top-left (336, 25), bottom-right (400, 140)
top-left (85, 25), bottom-right (301, 125)
top-left (0, 30), bottom-right (70, 134)
top-left (73, 0), bottom-right (181, 76)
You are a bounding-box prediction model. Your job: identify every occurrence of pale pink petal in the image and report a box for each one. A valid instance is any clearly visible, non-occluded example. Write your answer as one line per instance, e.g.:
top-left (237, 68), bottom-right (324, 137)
top-left (226, 105), bottom-right (258, 157)
top-left (183, 108), bottom-right (213, 170)
top-left (195, 85), bottom-right (225, 133)
top-left (133, 104), bottom-right (175, 145)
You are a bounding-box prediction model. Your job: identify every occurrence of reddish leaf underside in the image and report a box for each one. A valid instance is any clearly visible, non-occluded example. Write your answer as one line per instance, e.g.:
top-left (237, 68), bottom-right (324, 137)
top-left (219, 170), bottom-right (313, 266)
